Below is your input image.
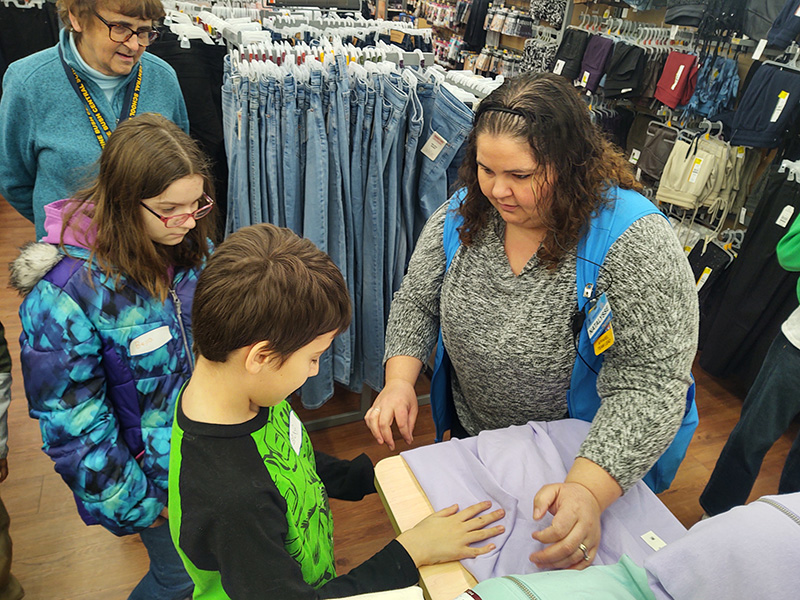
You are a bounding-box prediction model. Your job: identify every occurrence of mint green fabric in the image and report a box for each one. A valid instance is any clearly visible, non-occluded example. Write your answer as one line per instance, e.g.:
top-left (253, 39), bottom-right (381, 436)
top-left (469, 555), bottom-right (656, 600)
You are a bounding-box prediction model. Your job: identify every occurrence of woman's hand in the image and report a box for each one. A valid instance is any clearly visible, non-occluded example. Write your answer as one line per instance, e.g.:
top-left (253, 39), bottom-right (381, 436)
top-left (529, 482), bottom-right (601, 570)
top-left (397, 501), bottom-right (505, 567)
top-left (528, 458), bottom-right (622, 570)
top-left (365, 378), bottom-right (419, 451)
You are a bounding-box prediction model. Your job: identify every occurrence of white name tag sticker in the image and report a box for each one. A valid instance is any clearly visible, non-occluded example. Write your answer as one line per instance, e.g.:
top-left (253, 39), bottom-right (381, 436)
top-left (129, 326), bottom-right (171, 356)
top-left (420, 130), bottom-right (448, 161)
top-left (289, 410), bottom-right (303, 456)
top-left (777, 205), bottom-right (795, 228)
top-left (642, 530), bottom-right (667, 551)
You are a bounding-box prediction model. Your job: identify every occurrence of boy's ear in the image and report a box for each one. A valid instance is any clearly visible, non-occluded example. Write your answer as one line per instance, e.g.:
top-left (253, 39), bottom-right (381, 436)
top-left (244, 341), bottom-right (275, 374)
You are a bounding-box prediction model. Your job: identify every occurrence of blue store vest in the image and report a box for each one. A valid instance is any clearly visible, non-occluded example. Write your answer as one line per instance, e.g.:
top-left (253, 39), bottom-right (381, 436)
top-left (430, 187), bottom-right (698, 493)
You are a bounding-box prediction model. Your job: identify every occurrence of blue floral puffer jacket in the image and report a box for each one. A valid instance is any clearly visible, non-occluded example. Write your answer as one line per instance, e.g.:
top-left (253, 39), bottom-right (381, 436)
top-left (11, 242), bottom-right (199, 535)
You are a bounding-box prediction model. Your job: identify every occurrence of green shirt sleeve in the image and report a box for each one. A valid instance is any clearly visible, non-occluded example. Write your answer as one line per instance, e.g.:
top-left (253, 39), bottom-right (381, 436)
top-left (777, 213), bottom-right (800, 272)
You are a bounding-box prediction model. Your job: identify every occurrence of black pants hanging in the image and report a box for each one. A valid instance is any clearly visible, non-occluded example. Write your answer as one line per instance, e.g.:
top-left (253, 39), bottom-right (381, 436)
top-left (699, 164), bottom-right (800, 390)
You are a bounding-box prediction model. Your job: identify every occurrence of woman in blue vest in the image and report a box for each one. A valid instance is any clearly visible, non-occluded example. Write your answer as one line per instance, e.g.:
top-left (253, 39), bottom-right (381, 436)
top-left (366, 73), bottom-right (698, 570)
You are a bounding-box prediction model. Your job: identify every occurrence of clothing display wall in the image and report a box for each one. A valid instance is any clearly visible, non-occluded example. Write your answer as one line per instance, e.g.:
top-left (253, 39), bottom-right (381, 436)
top-left (222, 48), bottom-right (474, 408)
top-left (0, 0), bottom-right (60, 97)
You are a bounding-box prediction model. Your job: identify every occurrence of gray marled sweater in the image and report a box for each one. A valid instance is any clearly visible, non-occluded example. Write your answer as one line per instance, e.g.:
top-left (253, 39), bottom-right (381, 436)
top-left (384, 201), bottom-right (699, 491)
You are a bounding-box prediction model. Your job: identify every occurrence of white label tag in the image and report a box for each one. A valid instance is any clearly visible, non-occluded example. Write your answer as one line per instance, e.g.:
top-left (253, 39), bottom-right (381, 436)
top-left (739, 207), bottom-right (747, 224)
top-left (581, 71), bottom-right (590, 87)
top-left (771, 91), bottom-right (790, 123)
top-left (130, 326), bottom-right (171, 356)
top-left (621, 87), bottom-right (633, 94)
top-left (671, 64), bottom-right (685, 90)
top-left (636, 167), bottom-right (642, 181)
top-left (642, 530), bottom-right (667, 551)
top-left (622, 8), bottom-right (629, 18)
top-left (237, 110), bottom-right (242, 141)
top-left (289, 410), bottom-right (303, 456)
top-left (420, 130), bottom-right (448, 161)
top-left (777, 205), bottom-right (795, 227)
top-left (629, 148), bottom-right (641, 164)
top-left (670, 25), bottom-right (678, 41)
top-left (553, 59), bottom-right (565, 75)
top-left (753, 38), bottom-right (767, 61)
top-left (796, 4), bottom-right (800, 16)
top-left (696, 267), bottom-right (713, 291)
top-left (688, 157), bottom-right (704, 183)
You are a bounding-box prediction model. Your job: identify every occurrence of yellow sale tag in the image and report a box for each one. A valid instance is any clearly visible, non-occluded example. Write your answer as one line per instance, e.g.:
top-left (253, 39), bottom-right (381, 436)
top-left (593, 325), bottom-right (615, 355)
top-left (390, 30), bottom-right (405, 44)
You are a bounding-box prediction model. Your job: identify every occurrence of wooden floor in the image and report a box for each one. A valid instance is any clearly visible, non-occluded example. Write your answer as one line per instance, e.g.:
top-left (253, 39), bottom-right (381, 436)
top-left (0, 197), bottom-right (797, 599)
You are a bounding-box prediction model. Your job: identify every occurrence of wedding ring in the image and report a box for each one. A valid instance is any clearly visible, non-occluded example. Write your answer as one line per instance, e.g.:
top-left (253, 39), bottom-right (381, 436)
top-left (372, 406), bottom-right (381, 414)
top-left (579, 542), bottom-right (590, 561)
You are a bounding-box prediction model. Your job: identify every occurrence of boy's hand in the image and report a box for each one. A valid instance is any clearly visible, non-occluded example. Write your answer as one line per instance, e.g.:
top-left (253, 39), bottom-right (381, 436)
top-left (396, 501), bottom-right (505, 567)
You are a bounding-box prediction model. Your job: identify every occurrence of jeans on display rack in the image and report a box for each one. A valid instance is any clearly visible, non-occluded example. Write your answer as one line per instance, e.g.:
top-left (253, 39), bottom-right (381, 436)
top-left (221, 55), bottom-right (475, 408)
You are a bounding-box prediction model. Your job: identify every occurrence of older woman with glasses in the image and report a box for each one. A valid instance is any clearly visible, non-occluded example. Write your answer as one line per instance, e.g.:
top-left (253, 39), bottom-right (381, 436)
top-left (0, 0), bottom-right (189, 241)
top-left (10, 113), bottom-right (216, 600)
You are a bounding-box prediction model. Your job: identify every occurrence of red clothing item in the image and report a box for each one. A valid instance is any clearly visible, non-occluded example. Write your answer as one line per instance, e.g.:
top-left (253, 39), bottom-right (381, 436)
top-left (655, 52), bottom-right (699, 109)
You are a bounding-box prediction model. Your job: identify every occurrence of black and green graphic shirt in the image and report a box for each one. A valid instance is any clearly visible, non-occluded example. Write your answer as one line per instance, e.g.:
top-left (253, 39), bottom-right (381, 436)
top-left (168, 395), bottom-right (419, 600)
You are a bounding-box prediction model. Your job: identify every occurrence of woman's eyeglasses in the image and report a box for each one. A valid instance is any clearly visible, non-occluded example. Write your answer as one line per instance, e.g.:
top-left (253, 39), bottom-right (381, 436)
top-left (94, 11), bottom-right (160, 46)
top-left (140, 195), bottom-right (215, 228)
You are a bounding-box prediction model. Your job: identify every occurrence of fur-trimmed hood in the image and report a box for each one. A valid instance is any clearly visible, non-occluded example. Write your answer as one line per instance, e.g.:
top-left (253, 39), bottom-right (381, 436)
top-left (10, 198), bottom-right (95, 296)
top-left (10, 243), bottom-right (65, 296)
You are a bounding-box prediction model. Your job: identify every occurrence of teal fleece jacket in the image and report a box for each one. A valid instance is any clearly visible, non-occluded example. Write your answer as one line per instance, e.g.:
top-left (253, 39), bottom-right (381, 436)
top-left (0, 28), bottom-right (189, 240)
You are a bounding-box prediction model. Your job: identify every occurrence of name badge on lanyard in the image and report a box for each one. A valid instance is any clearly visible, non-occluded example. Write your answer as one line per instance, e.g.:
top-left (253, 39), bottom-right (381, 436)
top-left (58, 47), bottom-right (142, 149)
top-left (585, 292), bottom-right (615, 356)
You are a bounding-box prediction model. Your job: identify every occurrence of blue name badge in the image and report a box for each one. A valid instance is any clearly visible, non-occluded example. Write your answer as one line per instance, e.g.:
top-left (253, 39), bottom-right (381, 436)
top-left (585, 293), bottom-right (613, 345)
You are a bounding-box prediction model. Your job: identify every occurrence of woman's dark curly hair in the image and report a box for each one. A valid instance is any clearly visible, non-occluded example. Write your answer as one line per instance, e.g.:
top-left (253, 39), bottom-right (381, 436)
top-left (456, 72), bottom-right (641, 269)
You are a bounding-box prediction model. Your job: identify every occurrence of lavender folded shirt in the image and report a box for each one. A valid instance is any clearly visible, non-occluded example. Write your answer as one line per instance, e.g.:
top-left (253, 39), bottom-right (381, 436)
top-left (401, 420), bottom-right (686, 582)
top-left (645, 492), bottom-right (800, 600)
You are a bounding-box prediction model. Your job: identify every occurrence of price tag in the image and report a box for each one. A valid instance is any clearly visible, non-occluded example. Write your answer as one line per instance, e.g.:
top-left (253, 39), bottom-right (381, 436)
top-left (641, 531), bottom-right (667, 552)
top-left (670, 25), bottom-right (679, 40)
top-left (752, 38), bottom-right (767, 61)
top-left (739, 207), bottom-right (747, 224)
top-left (629, 148), bottom-right (641, 164)
top-left (603, 9), bottom-right (610, 18)
top-left (390, 29), bottom-right (405, 44)
top-left (696, 267), bottom-right (713, 291)
top-left (777, 205), bottom-right (795, 228)
top-left (771, 90), bottom-right (790, 123)
top-left (688, 157), bottom-right (704, 183)
top-left (581, 71), bottom-right (590, 87)
top-left (636, 167), bottom-right (642, 181)
top-left (622, 8), bottom-right (629, 18)
top-left (420, 130), bottom-right (448, 161)
top-left (671, 64), bottom-right (685, 90)
top-left (553, 59), bottom-right (565, 75)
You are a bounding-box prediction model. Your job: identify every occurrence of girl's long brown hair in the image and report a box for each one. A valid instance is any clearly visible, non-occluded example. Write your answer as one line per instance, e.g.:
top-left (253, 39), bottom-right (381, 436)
top-left (457, 72), bottom-right (641, 269)
top-left (63, 113), bottom-right (217, 301)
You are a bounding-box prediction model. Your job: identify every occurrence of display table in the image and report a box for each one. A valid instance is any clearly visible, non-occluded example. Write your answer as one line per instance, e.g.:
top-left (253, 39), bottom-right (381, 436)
top-left (374, 455), bottom-right (475, 600)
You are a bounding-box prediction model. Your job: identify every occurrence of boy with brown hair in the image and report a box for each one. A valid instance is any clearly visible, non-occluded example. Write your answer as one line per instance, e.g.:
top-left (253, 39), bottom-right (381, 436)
top-left (168, 223), bottom-right (505, 599)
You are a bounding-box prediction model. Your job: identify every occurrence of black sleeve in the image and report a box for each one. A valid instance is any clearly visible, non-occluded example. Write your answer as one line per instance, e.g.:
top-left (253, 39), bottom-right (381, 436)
top-left (179, 435), bottom-right (416, 600)
top-left (315, 451), bottom-right (377, 500)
